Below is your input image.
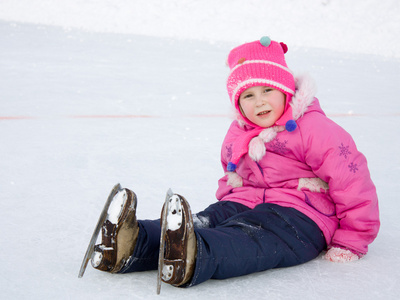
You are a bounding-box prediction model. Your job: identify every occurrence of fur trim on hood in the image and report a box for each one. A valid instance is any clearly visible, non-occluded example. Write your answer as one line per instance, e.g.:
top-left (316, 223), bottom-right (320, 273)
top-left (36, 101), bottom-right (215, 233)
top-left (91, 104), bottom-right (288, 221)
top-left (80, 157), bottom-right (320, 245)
top-left (291, 74), bottom-right (318, 120)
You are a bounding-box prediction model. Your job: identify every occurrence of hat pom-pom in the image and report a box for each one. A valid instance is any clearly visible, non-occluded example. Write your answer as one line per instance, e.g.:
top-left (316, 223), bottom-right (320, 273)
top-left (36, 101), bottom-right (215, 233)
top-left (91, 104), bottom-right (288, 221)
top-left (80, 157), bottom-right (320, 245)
top-left (260, 36), bottom-right (271, 47)
top-left (227, 162), bottom-right (237, 172)
top-left (280, 42), bottom-right (288, 54)
top-left (285, 119), bottom-right (297, 132)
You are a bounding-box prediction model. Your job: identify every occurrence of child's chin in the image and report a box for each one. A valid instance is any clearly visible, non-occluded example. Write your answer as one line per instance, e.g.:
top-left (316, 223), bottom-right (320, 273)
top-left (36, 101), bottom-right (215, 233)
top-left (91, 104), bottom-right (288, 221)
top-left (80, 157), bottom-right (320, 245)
top-left (254, 119), bottom-right (274, 128)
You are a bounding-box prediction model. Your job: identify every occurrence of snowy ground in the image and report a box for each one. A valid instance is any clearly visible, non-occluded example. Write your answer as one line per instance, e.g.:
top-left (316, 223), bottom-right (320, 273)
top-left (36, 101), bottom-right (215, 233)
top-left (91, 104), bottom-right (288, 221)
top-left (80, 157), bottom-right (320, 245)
top-left (1, 1), bottom-right (400, 299)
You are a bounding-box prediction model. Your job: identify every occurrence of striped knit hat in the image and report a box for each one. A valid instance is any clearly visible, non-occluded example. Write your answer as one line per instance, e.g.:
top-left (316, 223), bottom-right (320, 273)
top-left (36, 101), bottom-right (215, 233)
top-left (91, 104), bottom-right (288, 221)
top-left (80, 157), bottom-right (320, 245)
top-left (227, 36), bottom-right (296, 129)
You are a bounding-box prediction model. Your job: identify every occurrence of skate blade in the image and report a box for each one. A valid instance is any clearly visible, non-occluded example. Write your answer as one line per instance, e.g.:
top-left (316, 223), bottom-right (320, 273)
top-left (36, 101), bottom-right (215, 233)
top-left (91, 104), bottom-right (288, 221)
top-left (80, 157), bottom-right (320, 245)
top-left (156, 188), bottom-right (174, 295)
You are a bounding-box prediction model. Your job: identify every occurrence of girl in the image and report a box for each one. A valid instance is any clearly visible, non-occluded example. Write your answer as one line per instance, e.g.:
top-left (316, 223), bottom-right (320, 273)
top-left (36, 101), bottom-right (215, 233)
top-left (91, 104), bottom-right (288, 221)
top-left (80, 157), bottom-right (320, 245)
top-left (89, 36), bottom-right (380, 288)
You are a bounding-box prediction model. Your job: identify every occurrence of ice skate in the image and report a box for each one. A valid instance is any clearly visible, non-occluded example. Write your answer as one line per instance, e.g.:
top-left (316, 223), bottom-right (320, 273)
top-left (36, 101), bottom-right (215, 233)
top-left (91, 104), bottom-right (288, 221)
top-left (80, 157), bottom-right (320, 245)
top-left (90, 186), bottom-right (139, 273)
top-left (158, 193), bottom-right (196, 288)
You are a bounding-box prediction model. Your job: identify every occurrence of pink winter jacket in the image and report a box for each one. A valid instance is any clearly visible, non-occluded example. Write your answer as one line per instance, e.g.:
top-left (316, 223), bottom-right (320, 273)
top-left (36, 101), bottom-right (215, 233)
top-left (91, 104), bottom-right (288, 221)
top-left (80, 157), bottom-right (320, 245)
top-left (216, 75), bottom-right (380, 255)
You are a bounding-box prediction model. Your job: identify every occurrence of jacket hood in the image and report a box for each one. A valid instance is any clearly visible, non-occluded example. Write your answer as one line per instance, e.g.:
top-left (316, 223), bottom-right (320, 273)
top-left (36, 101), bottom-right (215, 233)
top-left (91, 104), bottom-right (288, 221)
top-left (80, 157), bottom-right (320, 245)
top-left (227, 73), bottom-right (318, 172)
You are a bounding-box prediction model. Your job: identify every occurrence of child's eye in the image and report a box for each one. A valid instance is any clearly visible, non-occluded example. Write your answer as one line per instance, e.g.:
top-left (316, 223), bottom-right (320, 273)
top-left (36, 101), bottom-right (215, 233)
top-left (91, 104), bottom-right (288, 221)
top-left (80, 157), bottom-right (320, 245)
top-left (242, 94), bottom-right (253, 99)
top-left (264, 88), bottom-right (273, 93)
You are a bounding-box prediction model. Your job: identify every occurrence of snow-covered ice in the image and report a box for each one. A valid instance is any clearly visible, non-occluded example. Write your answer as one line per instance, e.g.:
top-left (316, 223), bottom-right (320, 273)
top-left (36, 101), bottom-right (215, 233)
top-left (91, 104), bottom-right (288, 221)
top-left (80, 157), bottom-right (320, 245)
top-left (107, 189), bottom-right (127, 224)
top-left (166, 195), bottom-right (183, 231)
top-left (0, 1), bottom-right (399, 299)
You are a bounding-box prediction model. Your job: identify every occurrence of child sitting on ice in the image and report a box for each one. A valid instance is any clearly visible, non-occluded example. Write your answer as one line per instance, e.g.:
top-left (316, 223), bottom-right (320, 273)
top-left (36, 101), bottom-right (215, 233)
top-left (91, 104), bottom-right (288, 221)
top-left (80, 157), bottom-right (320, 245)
top-left (89, 36), bottom-right (380, 288)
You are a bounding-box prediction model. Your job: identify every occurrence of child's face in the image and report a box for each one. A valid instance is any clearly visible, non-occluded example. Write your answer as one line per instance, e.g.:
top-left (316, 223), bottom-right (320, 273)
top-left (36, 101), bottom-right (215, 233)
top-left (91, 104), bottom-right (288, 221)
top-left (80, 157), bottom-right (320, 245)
top-left (239, 86), bottom-right (286, 128)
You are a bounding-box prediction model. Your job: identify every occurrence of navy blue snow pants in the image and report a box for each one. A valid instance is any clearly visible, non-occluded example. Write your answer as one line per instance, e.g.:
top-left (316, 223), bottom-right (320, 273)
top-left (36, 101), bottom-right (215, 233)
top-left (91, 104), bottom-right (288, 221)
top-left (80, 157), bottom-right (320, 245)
top-left (119, 201), bottom-right (326, 287)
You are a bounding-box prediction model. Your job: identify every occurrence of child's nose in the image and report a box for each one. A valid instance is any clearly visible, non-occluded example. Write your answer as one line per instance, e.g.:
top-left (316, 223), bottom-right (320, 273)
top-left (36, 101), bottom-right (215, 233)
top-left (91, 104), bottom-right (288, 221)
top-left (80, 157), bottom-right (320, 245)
top-left (256, 94), bottom-right (267, 106)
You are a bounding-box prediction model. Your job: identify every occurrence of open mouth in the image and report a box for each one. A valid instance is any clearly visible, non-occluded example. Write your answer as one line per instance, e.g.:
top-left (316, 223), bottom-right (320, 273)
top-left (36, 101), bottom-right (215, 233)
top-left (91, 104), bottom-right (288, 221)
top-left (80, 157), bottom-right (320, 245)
top-left (257, 110), bottom-right (271, 116)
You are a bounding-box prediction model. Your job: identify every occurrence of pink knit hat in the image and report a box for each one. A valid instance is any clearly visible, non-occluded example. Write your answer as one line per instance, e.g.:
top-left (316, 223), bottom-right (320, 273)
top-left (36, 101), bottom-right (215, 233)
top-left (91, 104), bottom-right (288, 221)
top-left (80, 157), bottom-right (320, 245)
top-left (225, 36), bottom-right (297, 172)
top-left (227, 36), bottom-right (296, 129)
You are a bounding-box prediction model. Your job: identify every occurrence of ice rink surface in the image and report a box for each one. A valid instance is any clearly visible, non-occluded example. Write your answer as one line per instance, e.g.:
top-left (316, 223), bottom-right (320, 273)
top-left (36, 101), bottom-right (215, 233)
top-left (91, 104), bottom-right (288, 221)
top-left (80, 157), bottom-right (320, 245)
top-left (1, 1), bottom-right (399, 298)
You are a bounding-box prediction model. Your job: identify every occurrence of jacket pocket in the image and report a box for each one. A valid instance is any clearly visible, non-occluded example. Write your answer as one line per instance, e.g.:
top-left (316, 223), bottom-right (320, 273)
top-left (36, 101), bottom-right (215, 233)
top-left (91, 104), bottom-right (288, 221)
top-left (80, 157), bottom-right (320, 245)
top-left (303, 192), bottom-right (336, 217)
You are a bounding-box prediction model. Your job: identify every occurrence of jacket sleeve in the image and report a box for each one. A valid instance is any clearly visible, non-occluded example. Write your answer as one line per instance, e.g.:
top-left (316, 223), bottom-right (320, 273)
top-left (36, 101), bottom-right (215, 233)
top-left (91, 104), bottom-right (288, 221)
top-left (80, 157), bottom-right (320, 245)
top-left (300, 112), bottom-right (380, 255)
top-left (215, 123), bottom-right (235, 200)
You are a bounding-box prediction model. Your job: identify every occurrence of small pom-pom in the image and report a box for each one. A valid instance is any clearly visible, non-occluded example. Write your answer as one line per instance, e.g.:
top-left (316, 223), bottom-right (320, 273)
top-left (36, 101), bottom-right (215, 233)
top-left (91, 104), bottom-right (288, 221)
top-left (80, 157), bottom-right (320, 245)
top-left (285, 120), bottom-right (297, 132)
top-left (227, 162), bottom-right (237, 172)
top-left (260, 36), bottom-right (271, 47)
top-left (280, 42), bottom-right (288, 53)
top-left (249, 136), bottom-right (266, 162)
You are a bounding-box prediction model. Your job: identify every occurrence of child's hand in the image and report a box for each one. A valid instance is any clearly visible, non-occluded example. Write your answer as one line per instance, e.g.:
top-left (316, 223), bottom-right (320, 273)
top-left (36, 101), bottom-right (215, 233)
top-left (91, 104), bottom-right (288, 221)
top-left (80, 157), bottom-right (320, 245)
top-left (324, 247), bottom-right (360, 263)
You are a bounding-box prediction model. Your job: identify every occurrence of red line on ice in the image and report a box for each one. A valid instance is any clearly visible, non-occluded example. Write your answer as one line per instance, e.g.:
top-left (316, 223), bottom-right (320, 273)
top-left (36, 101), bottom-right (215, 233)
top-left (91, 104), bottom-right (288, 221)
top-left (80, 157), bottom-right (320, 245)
top-left (69, 115), bottom-right (156, 119)
top-left (0, 116), bottom-right (36, 120)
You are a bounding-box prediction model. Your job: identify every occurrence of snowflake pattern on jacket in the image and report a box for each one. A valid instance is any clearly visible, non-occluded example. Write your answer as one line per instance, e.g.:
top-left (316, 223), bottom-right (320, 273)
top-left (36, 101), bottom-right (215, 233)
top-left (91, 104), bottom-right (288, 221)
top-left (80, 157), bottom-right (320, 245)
top-left (269, 138), bottom-right (289, 154)
top-left (338, 143), bottom-right (352, 159)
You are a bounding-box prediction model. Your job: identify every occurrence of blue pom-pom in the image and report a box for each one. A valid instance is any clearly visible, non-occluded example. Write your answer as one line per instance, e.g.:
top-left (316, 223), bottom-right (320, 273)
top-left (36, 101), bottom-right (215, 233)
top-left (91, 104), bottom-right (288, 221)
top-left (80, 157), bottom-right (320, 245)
top-left (227, 162), bottom-right (237, 172)
top-left (260, 36), bottom-right (271, 47)
top-left (285, 120), bottom-right (297, 132)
